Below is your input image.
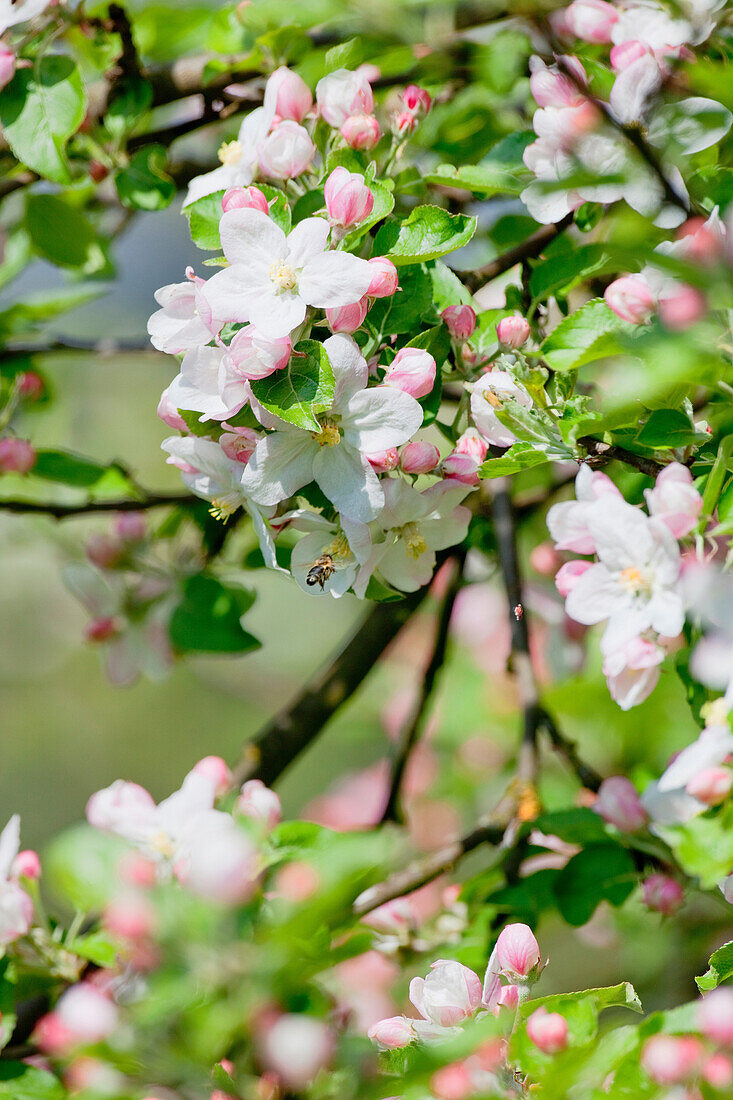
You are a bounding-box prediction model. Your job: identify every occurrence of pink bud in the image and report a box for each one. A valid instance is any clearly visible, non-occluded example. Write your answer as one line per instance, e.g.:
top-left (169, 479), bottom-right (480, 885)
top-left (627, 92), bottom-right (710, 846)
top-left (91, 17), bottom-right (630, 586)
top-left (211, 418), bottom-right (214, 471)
top-left (178, 822), bottom-right (258, 904)
top-left (529, 62), bottom-right (584, 108)
top-left (497, 314), bottom-right (530, 349)
top-left (699, 987), bottom-right (733, 1047)
top-left (326, 296), bottom-right (369, 333)
top-left (18, 371), bottom-right (44, 400)
top-left (0, 48), bottom-right (15, 91)
top-left (404, 85), bottom-right (431, 114)
top-left (222, 186), bottom-right (269, 214)
top-left (367, 448), bottom-right (400, 473)
top-left (400, 441), bottom-right (440, 474)
top-left (54, 983), bottom-right (119, 1046)
top-left (641, 1035), bottom-right (703, 1084)
top-left (220, 429), bottom-right (259, 464)
top-left (34, 1014), bottom-right (75, 1055)
top-left (441, 452), bottom-right (479, 486)
top-left (658, 285), bottom-right (707, 330)
top-left (367, 257), bottom-right (399, 298)
top-left (642, 874), bottom-right (684, 915)
top-left (85, 616), bottom-right (121, 643)
top-left (118, 852), bottom-right (158, 888)
top-left (454, 428), bottom-right (488, 464)
top-left (0, 437), bottom-right (36, 474)
top-left (368, 1016), bottom-right (415, 1050)
top-left (677, 216), bottom-right (726, 265)
top-left (238, 779), bottom-right (282, 830)
top-left (594, 776), bottom-right (648, 832)
top-left (565, 0), bottom-right (619, 43)
top-left (259, 1015), bottom-right (334, 1090)
top-left (12, 850), bottom-right (41, 880)
top-left (498, 984), bottom-right (520, 1011)
top-left (604, 275), bottom-right (655, 323)
top-left (555, 560), bottom-right (591, 597)
top-left (259, 121), bottom-right (315, 180)
top-left (341, 114), bottom-right (381, 150)
top-left (157, 387), bottom-right (188, 432)
top-left (85, 533), bottom-right (123, 570)
top-left (104, 894), bottom-right (156, 940)
top-left (526, 1008), bottom-right (568, 1054)
top-left (610, 40), bottom-right (649, 71)
top-left (442, 305), bottom-right (477, 340)
top-left (495, 923), bottom-right (541, 980)
top-left (393, 109), bottom-right (416, 137)
top-left (192, 756), bottom-right (232, 797)
top-left (270, 66), bottom-right (313, 122)
top-left (686, 766), bottom-right (732, 806)
top-left (324, 167), bottom-right (374, 228)
top-left (114, 512), bottom-right (146, 543)
top-left (529, 541), bottom-right (562, 576)
top-left (383, 347), bottom-right (436, 399)
top-left (431, 1062), bottom-right (473, 1100)
top-left (704, 1053), bottom-right (733, 1089)
top-left (316, 68), bottom-right (374, 128)
top-left (219, 1059), bottom-right (235, 1077)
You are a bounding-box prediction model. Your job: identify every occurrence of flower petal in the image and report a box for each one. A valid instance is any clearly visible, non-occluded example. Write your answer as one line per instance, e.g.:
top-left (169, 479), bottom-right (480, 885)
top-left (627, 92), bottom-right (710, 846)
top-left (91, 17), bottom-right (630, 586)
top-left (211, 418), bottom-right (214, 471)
top-left (241, 431), bottom-right (315, 506)
top-left (299, 251), bottom-right (373, 308)
top-left (342, 387), bottom-right (423, 451)
top-left (313, 444), bottom-right (384, 522)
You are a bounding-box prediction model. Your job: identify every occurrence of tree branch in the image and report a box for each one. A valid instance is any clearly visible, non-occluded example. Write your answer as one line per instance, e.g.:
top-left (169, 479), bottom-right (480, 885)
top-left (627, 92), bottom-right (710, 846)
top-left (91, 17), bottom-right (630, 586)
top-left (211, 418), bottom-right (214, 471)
top-left (462, 213), bottom-right (575, 293)
top-left (579, 437), bottom-right (665, 478)
top-left (380, 552), bottom-right (466, 824)
top-left (0, 494), bottom-right (196, 518)
top-left (541, 710), bottom-right (603, 793)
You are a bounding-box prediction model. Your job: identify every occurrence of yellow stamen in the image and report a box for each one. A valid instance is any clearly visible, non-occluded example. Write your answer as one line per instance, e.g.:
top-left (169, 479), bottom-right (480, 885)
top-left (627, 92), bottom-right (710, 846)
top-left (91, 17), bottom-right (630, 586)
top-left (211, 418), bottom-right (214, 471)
top-left (209, 498), bottom-right (238, 522)
top-left (402, 522), bottom-right (427, 559)
top-left (311, 422), bottom-right (340, 447)
top-left (149, 832), bottom-right (175, 859)
top-left (619, 566), bottom-right (644, 593)
top-left (323, 531), bottom-right (351, 561)
top-left (484, 390), bottom-right (504, 409)
top-left (702, 697), bottom-right (731, 727)
top-left (218, 140), bottom-right (243, 166)
top-left (268, 260), bottom-right (297, 291)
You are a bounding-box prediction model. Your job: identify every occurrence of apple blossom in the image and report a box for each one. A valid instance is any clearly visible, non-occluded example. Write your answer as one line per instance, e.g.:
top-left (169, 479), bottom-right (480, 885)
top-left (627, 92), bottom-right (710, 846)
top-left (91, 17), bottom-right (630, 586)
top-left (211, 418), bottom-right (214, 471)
top-left (258, 120), bottom-right (315, 180)
top-left (441, 452), bottom-right (479, 486)
top-left (529, 542), bottom-right (562, 576)
top-left (222, 186), bottom-right (269, 214)
top-left (393, 110), bottom-right (416, 137)
top-left (86, 533), bottom-right (123, 570)
top-left (238, 780), bottom-right (282, 829)
top-left (547, 465), bottom-right (623, 555)
top-left (341, 114), bottom-right (381, 149)
top-left (12, 849), bottom-right (41, 880)
top-left (192, 755), bottom-right (232, 796)
top-left (565, 0), bottom-right (618, 43)
top-left (157, 386), bottom-right (188, 432)
top-left (644, 462), bottom-right (703, 538)
top-left (642, 723), bottom-right (733, 824)
top-left (147, 270), bottom-right (220, 354)
top-left (403, 84), bottom-right (431, 114)
top-left (698, 987), bottom-right (733, 1046)
top-left (528, 58), bottom-right (586, 109)
top-left (470, 371), bottom-right (533, 448)
top-left (383, 347), bottom-right (436, 399)
top-left (642, 874), bottom-right (684, 915)
top-left (17, 370), bottom-right (44, 400)
top-left (641, 1035), bottom-right (703, 1084)
top-left (686, 766), bottom-right (732, 805)
top-left (704, 1053), bottom-right (733, 1089)
top-left (220, 428), bottom-right (261, 464)
top-left (0, 816), bottom-right (34, 945)
top-left (367, 256), bottom-right (399, 298)
top-left (526, 1008), bottom-right (569, 1053)
top-left (104, 892), bottom-right (156, 941)
top-left (603, 635), bottom-right (666, 710)
top-left (609, 51), bottom-right (664, 124)
top-left (285, 508), bottom-right (372, 597)
top-left (53, 983), bottom-right (119, 1047)
top-left (316, 68), bottom-right (374, 127)
top-left (442, 305), bottom-right (477, 341)
top-left (326, 297), bottom-right (368, 333)
top-left (400, 441), bottom-right (440, 474)
top-left (0, 436), bottom-right (36, 474)
top-left (259, 1015), bottom-right (334, 1090)
top-left (658, 284), bottom-right (707, 329)
top-left (604, 275), bottom-right (656, 323)
top-left (204, 209), bottom-right (373, 339)
top-left (594, 776), bottom-right (648, 831)
top-left (409, 959), bottom-right (483, 1028)
top-left (114, 512), bottom-right (146, 543)
top-left (241, 334), bottom-right (422, 523)
top-left (177, 815), bottom-right (259, 904)
top-left (324, 167), bottom-right (374, 228)
top-left (367, 1016), bottom-right (415, 1049)
top-left (497, 314), bottom-right (530, 349)
top-left (555, 560), bottom-right (592, 597)
top-left (268, 66), bottom-right (313, 122)
top-left (454, 428), bottom-right (488, 465)
top-left (0, 48), bottom-right (15, 91)
top-left (368, 448), bottom-right (399, 473)
top-left (482, 923), bottom-right (543, 1012)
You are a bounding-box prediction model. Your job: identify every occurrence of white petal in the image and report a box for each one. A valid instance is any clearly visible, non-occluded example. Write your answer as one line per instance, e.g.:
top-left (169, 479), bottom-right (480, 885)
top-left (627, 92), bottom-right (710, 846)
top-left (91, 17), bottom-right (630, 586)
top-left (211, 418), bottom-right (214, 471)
top-left (378, 541), bottom-right (435, 592)
top-left (220, 207), bottom-right (286, 267)
top-left (323, 333), bottom-right (368, 406)
top-left (299, 251), bottom-right (373, 308)
top-left (0, 816), bottom-right (20, 880)
top-left (313, 445), bottom-right (384, 522)
top-left (286, 217), bottom-right (330, 268)
top-left (342, 387), bottom-right (423, 451)
top-left (183, 164), bottom-right (237, 208)
top-left (241, 431), bottom-right (315, 506)
top-left (565, 564), bottom-right (623, 625)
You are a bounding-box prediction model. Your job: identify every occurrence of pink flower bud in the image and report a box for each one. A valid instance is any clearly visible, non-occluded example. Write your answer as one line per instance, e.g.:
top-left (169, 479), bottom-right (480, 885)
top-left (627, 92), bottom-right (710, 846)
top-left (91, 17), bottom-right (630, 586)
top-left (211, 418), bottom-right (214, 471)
top-left (85, 616), bottom-right (121, 643)
top-left (35, 1014), bottom-right (75, 1055)
top-left (326, 296), bottom-right (369, 333)
top-left (641, 1035), bottom-right (703, 1084)
top-left (431, 1062), bottom-right (473, 1100)
top-left (0, 437), bottom-right (36, 474)
top-left (454, 428), bottom-right (488, 464)
top-left (324, 167), bottom-right (374, 228)
top-left (698, 987), bottom-right (733, 1047)
top-left (441, 452), bottom-right (479, 486)
top-left (270, 66), bottom-right (313, 123)
top-left (18, 371), bottom-right (44, 400)
top-left (0, 49), bottom-right (15, 92)
top-left (687, 766), bottom-right (732, 806)
top-left (658, 284), bottom-right (707, 330)
top-left (497, 314), bottom-right (530, 349)
top-left (529, 62), bottom-right (584, 108)
top-left (555, 560), bottom-right (591, 597)
top-left (368, 1016), bottom-right (415, 1050)
top-left (114, 512), bottom-right (146, 543)
top-left (704, 1053), bottom-right (733, 1089)
top-left (594, 776), bottom-right (648, 832)
top-left (677, 216), bottom-right (726, 265)
top-left (259, 1015), bottom-right (334, 1090)
top-left (259, 121), bottom-right (315, 179)
top-left (604, 275), bottom-right (655, 324)
top-left (12, 850), bottom-right (41, 880)
top-left (393, 110), bottom-right (416, 137)
top-left (400, 441), bottom-right (440, 474)
top-left (610, 40), bottom-right (649, 72)
top-left (54, 983), bottom-right (119, 1046)
top-left (341, 114), bottom-right (381, 150)
top-left (529, 541), bottom-right (562, 576)
top-left (118, 852), bottom-right (158, 888)
top-left (498, 984), bottom-right (520, 1011)
top-left (526, 1008), bottom-right (568, 1053)
top-left (442, 305), bottom-right (477, 340)
top-left (192, 756), bottom-right (233, 797)
top-left (642, 874), bottom-right (684, 915)
top-left (495, 923), bottom-right (542, 981)
top-left (404, 85), bottom-right (431, 114)
top-left (222, 186), bottom-right (269, 214)
top-left (367, 448), bottom-right (400, 472)
top-left (104, 894), bottom-right (156, 941)
top-left (383, 347), bottom-right (436, 399)
top-left (238, 779), bottom-right (282, 830)
top-left (220, 430), bottom-right (259, 464)
top-left (367, 257), bottom-right (399, 298)
top-left (316, 68), bottom-right (374, 128)
top-left (644, 461), bottom-right (702, 538)
top-left (157, 387), bottom-right (188, 432)
top-left (565, 0), bottom-right (618, 43)
top-left (85, 533), bottom-right (123, 570)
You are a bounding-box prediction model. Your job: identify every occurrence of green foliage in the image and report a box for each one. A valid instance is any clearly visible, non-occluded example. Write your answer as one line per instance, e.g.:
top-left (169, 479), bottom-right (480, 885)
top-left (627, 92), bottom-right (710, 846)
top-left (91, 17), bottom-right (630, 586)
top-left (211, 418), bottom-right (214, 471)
top-left (374, 206), bottom-right (477, 265)
top-left (116, 145), bottom-right (176, 210)
top-left (696, 941), bottom-right (733, 992)
top-left (169, 574), bottom-right (259, 654)
top-left (250, 339), bottom-right (335, 431)
top-left (0, 56), bottom-right (86, 184)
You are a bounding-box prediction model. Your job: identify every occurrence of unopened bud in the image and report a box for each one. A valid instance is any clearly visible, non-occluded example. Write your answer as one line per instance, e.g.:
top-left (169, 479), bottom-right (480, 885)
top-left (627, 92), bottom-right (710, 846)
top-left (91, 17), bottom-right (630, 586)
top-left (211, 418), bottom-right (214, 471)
top-left (222, 186), bottom-right (269, 214)
top-left (341, 114), bottom-right (381, 150)
top-left (400, 441), bottom-right (440, 474)
top-left (368, 448), bottom-right (400, 472)
top-left (0, 437), bottom-right (36, 474)
top-left (642, 874), bottom-right (684, 915)
top-left (497, 314), bottom-right (530, 349)
top-left (526, 1008), bottom-right (568, 1053)
top-left (367, 257), bottom-right (399, 298)
top-left (442, 305), bottom-right (477, 341)
top-left (594, 776), bottom-right (648, 832)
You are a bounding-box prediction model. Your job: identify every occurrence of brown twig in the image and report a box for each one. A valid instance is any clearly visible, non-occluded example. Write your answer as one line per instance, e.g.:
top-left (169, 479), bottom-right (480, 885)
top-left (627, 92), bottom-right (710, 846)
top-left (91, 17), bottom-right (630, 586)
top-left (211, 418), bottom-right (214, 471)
top-left (0, 494), bottom-right (196, 518)
top-left (579, 437), bottom-right (665, 478)
top-left (462, 213), bottom-right (575, 293)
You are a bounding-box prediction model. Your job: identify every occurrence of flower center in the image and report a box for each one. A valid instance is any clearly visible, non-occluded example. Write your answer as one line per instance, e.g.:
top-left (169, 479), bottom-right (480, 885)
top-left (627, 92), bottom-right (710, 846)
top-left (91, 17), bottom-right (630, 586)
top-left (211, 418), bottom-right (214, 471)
top-left (312, 420), bottom-right (341, 447)
top-left (401, 522), bottom-right (427, 559)
top-left (209, 496), bottom-right (239, 522)
top-left (323, 531), bottom-right (352, 561)
top-left (702, 697), bottom-right (730, 727)
top-left (484, 389), bottom-right (504, 410)
top-left (618, 566), bottom-right (649, 595)
top-left (218, 140), bottom-right (243, 166)
top-left (269, 260), bottom-right (298, 292)
top-left (149, 831), bottom-right (175, 859)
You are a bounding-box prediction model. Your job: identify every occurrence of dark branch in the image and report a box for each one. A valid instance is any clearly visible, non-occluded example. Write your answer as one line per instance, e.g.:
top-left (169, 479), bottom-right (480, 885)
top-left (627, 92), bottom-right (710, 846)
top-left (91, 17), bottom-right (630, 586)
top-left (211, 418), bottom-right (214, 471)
top-left (541, 710), bottom-right (603, 793)
top-left (579, 437), bottom-right (665, 478)
top-left (380, 552), bottom-right (466, 824)
top-left (462, 213), bottom-right (575, 293)
top-left (0, 494), bottom-right (197, 518)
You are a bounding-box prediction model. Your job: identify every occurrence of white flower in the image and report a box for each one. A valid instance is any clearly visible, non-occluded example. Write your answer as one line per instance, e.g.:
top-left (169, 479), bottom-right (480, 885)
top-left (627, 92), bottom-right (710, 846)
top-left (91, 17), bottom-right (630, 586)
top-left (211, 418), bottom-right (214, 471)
top-left (470, 370), bottom-right (533, 448)
top-left (602, 635), bottom-right (666, 710)
top-left (147, 270), bottom-right (220, 354)
top-left (285, 510), bottom-right (372, 598)
top-left (547, 464), bottom-right (622, 554)
top-left (362, 480), bottom-right (471, 594)
top-left (204, 210), bottom-right (373, 339)
top-left (241, 335), bottom-right (423, 522)
top-left (611, 3), bottom-right (695, 51)
top-left (564, 496), bottom-right (685, 653)
top-left (0, 0), bottom-right (49, 34)
top-left (0, 816), bottom-right (33, 945)
top-left (161, 435), bottom-right (281, 569)
top-left (642, 724), bottom-right (733, 824)
top-left (316, 68), bottom-right (374, 128)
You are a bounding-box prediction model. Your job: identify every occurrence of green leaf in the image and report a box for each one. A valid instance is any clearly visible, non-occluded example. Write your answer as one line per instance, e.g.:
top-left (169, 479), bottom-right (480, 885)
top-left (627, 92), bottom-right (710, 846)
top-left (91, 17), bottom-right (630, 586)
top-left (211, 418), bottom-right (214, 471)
top-left (368, 264), bottom-right (433, 335)
top-left (478, 442), bottom-right (549, 478)
top-left (697, 941), bottom-right (733, 992)
top-left (364, 574), bottom-right (406, 602)
top-left (529, 245), bottom-right (615, 302)
top-left (24, 194), bottom-right (97, 269)
top-left (105, 74), bottom-right (153, 143)
top-left (170, 574), bottom-right (260, 655)
top-left (428, 260), bottom-right (473, 309)
top-left (0, 285), bottom-right (103, 337)
top-left (0, 960), bottom-right (16, 1051)
top-left (656, 804), bottom-right (733, 888)
top-left (68, 931), bottom-right (119, 969)
top-left (33, 449), bottom-right (133, 493)
top-left (534, 808), bottom-right (610, 846)
top-left (344, 180), bottom-right (394, 241)
top-left (115, 145), bottom-right (176, 211)
top-left (552, 843), bottom-right (637, 926)
top-left (541, 299), bottom-right (633, 373)
top-left (250, 339), bottom-right (335, 431)
top-left (374, 206), bottom-right (477, 266)
top-left (46, 824), bottom-right (127, 911)
top-left (423, 132), bottom-right (534, 195)
top-left (187, 184), bottom-right (290, 250)
top-left (0, 56), bottom-right (86, 184)
top-left (635, 409), bottom-right (699, 448)
top-left (702, 435), bottom-right (733, 519)
top-left (0, 1062), bottom-right (66, 1099)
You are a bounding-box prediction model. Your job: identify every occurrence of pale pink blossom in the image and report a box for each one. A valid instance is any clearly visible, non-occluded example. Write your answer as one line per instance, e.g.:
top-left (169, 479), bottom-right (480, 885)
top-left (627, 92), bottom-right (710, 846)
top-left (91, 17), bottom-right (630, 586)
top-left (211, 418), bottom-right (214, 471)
top-left (644, 462), bottom-right (702, 538)
top-left (471, 370), bottom-right (532, 448)
top-left (455, 428), bottom-right (488, 465)
top-left (220, 428), bottom-right (260, 464)
top-left (602, 635), bottom-right (665, 710)
top-left (642, 874), bottom-right (684, 915)
top-left (610, 40), bottom-right (649, 71)
top-left (431, 1062), bottom-right (474, 1100)
top-left (529, 58), bottom-right (586, 108)
top-left (409, 960), bottom-right (483, 1028)
top-left (642, 724), bottom-right (733, 824)
top-left (383, 347), bottom-right (436, 399)
top-left (609, 50), bottom-right (663, 124)
top-left (526, 1008), bottom-right (569, 1053)
top-left (641, 1035), bottom-right (703, 1084)
top-left (367, 1016), bottom-right (415, 1049)
top-left (237, 780), bottom-right (282, 830)
top-left (367, 257), bottom-right (399, 298)
top-left (529, 542), bottom-right (562, 576)
top-left (156, 386), bottom-right (188, 431)
top-left (222, 186), bottom-right (269, 214)
top-left (497, 314), bottom-right (530, 349)
top-left (0, 437), bottom-right (36, 474)
top-left (493, 923), bottom-right (541, 981)
top-left (400, 441), bottom-right (440, 474)
top-left (114, 512), bottom-right (146, 543)
top-left (698, 987), bottom-right (733, 1047)
top-left (54, 983), bottom-right (119, 1046)
top-left (12, 850), bottom-right (41, 879)
top-left (565, 0), bottom-right (618, 43)
top-left (594, 776), bottom-right (648, 831)
top-left (341, 114), bottom-right (381, 150)
top-left (658, 284), bottom-right (707, 330)
top-left (367, 448), bottom-right (399, 473)
top-left (268, 66), bottom-right (313, 122)
top-left (192, 756), bottom-right (232, 797)
top-left (258, 120), bottom-right (315, 179)
top-left (441, 452), bottom-right (479, 486)
top-left (0, 816), bottom-right (34, 944)
top-left (547, 466), bottom-right (622, 554)
top-left (704, 1053), bottom-right (733, 1089)
top-left (685, 766), bottom-right (731, 806)
top-left (326, 297), bottom-right (368, 333)
top-left (0, 0), bottom-right (50, 35)
top-left (148, 269), bottom-right (220, 354)
top-left (324, 167), bottom-right (374, 228)
top-left (316, 68), bottom-right (374, 127)
top-left (104, 892), bottom-right (156, 940)
top-left (178, 816), bottom-right (259, 904)
top-left (259, 1015), bottom-right (334, 1090)
top-left (604, 275), bottom-right (656, 323)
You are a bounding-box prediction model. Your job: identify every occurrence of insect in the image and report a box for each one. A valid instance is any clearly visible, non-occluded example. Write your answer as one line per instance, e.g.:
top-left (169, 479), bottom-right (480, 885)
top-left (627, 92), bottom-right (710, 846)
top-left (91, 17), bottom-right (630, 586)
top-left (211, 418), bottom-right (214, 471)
top-left (306, 553), bottom-right (336, 590)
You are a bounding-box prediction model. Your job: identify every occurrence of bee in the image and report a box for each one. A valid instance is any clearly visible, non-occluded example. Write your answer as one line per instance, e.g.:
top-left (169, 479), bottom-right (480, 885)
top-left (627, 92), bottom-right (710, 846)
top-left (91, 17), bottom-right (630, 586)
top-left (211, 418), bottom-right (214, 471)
top-left (306, 553), bottom-right (336, 590)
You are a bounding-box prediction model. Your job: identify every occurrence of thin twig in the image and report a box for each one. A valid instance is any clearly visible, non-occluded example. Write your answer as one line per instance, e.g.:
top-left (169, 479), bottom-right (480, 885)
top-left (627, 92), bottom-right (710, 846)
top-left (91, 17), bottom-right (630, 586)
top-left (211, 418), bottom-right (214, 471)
top-left (462, 213), bottom-right (575, 293)
top-left (579, 437), bottom-right (665, 478)
top-left (541, 710), bottom-right (603, 793)
top-left (0, 494), bottom-right (196, 518)
top-left (380, 552), bottom-right (466, 824)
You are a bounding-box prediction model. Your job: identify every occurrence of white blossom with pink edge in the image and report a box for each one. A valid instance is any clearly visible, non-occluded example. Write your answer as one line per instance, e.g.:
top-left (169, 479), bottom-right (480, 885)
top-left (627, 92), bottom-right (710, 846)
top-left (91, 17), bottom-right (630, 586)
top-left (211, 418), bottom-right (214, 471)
top-left (602, 634), bottom-right (666, 710)
top-left (482, 923), bottom-right (544, 1012)
top-left (0, 815), bottom-right (34, 945)
top-left (547, 464), bottom-right (622, 554)
top-left (470, 370), bottom-right (533, 448)
top-left (641, 723), bottom-right (733, 825)
top-left (203, 209), bottom-right (373, 340)
top-left (147, 269), bottom-right (221, 354)
top-left (644, 462), bottom-right (703, 538)
top-left (409, 959), bottom-right (483, 1028)
top-left (284, 509), bottom-right (373, 598)
top-left (316, 68), bottom-right (374, 127)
